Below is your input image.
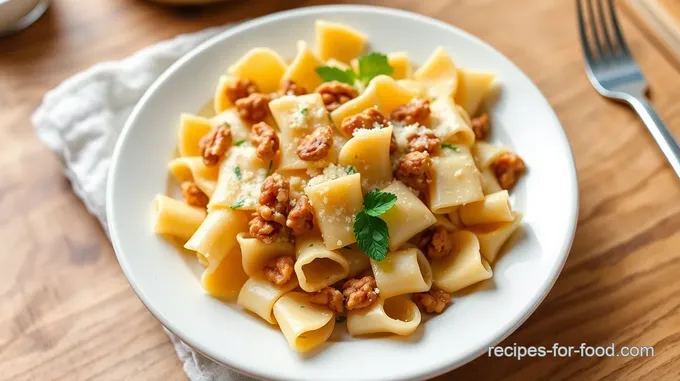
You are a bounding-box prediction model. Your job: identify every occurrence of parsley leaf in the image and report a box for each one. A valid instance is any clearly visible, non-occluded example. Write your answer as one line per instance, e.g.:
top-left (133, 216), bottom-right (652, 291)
top-left (300, 107), bottom-right (308, 115)
top-left (363, 189), bottom-right (398, 217)
top-left (315, 66), bottom-right (356, 85)
top-left (357, 52), bottom-right (394, 83)
top-left (441, 143), bottom-right (460, 152)
top-left (234, 139), bottom-right (246, 146)
top-left (230, 200), bottom-right (245, 210)
top-left (234, 166), bottom-right (242, 180)
top-left (354, 211), bottom-right (389, 261)
top-left (346, 166), bottom-right (357, 175)
top-left (266, 160), bottom-right (273, 176)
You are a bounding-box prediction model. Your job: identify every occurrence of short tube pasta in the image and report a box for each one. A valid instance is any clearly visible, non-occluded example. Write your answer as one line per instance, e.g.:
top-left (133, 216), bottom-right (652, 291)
top-left (184, 209), bottom-right (249, 271)
top-left (152, 194), bottom-right (206, 241)
top-left (294, 235), bottom-right (350, 292)
top-left (237, 233), bottom-right (296, 278)
top-left (431, 230), bottom-right (492, 293)
top-left (168, 157), bottom-right (219, 197)
top-left (273, 292), bottom-right (335, 352)
top-left (371, 247), bottom-right (432, 298)
top-left (237, 277), bottom-right (299, 324)
top-left (469, 211), bottom-right (523, 263)
top-left (347, 296), bottom-right (421, 336)
top-left (459, 190), bottom-right (515, 226)
top-left (201, 246), bottom-right (248, 300)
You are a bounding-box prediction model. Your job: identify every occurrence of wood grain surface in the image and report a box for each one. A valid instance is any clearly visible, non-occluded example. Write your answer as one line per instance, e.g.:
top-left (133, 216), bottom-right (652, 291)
top-left (1, 0), bottom-right (679, 380)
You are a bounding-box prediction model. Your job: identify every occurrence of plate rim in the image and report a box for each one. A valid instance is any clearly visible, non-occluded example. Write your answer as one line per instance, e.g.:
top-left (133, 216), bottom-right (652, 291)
top-left (106, 4), bottom-right (579, 381)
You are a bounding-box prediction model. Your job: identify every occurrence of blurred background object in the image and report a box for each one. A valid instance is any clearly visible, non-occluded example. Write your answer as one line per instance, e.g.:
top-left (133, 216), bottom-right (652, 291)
top-left (623, 0), bottom-right (680, 69)
top-left (0, 0), bottom-right (49, 36)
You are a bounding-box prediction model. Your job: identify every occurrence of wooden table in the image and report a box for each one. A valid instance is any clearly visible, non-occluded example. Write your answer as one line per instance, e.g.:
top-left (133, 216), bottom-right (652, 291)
top-left (1, 0), bottom-right (679, 380)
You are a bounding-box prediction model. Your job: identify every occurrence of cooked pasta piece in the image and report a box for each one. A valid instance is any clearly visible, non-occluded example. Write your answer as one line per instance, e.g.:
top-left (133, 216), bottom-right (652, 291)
top-left (454, 69), bottom-right (496, 116)
top-left (430, 230), bottom-right (492, 293)
top-left (413, 47), bottom-right (458, 99)
top-left (177, 114), bottom-right (213, 157)
top-left (273, 292), bottom-right (335, 352)
top-left (304, 173), bottom-right (363, 250)
top-left (201, 246), bottom-right (248, 299)
top-left (369, 75), bottom-right (419, 116)
top-left (469, 211), bottom-right (523, 263)
top-left (459, 190), bottom-right (515, 226)
top-left (211, 108), bottom-right (252, 144)
top-left (294, 234), bottom-right (350, 292)
top-left (237, 233), bottom-right (296, 278)
top-left (446, 206), bottom-right (464, 230)
top-left (337, 245), bottom-right (371, 278)
top-left (338, 125), bottom-right (393, 190)
top-left (380, 180), bottom-right (437, 251)
top-left (228, 48), bottom-right (287, 93)
top-left (370, 247), bottom-right (433, 298)
top-left (387, 52), bottom-right (412, 80)
top-left (330, 87), bottom-right (381, 132)
top-left (472, 141), bottom-right (512, 169)
top-left (315, 20), bottom-right (367, 63)
top-left (479, 167), bottom-right (503, 194)
top-left (347, 296), bottom-right (421, 336)
top-left (269, 93), bottom-right (336, 171)
top-left (208, 145), bottom-right (271, 211)
top-left (430, 97), bottom-right (475, 146)
top-left (429, 146), bottom-right (484, 213)
top-left (168, 157), bottom-right (219, 198)
top-left (282, 41), bottom-right (325, 95)
top-left (152, 194), bottom-right (207, 241)
top-left (184, 209), bottom-right (249, 271)
top-left (237, 276), bottom-right (299, 324)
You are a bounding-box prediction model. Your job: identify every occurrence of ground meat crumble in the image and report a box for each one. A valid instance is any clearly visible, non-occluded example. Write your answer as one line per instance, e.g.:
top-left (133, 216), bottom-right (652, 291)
top-left (263, 256), bottom-right (294, 285)
top-left (249, 122), bottom-right (279, 160)
top-left (180, 181), bottom-right (209, 207)
top-left (296, 126), bottom-right (333, 161)
top-left (226, 78), bottom-right (259, 104)
top-left (286, 195), bottom-right (314, 236)
top-left (257, 173), bottom-right (290, 226)
top-left (395, 151), bottom-right (432, 194)
top-left (490, 152), bottom-right (526, 190)
top-left (390, 98), bottom-right (431, 126)
top-left (412, 289), bottom-right (451, 314)
top-left (316, 81), bottom-right (358, 112)
top-left (309, 287), bottom-right (344, 313)
top-left (199, 123), bottom-right (232, 166)
top-left (343, 276), bottom-right (379, 310)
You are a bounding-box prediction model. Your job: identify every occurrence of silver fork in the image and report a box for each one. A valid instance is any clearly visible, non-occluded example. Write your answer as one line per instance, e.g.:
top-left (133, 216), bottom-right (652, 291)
top-left (577, 0), bottom-right (680, 177)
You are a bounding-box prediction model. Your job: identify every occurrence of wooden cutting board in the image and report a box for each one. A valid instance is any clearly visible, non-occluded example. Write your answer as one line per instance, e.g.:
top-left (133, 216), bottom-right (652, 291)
top-left (623, 0), bottom-right (680, 69)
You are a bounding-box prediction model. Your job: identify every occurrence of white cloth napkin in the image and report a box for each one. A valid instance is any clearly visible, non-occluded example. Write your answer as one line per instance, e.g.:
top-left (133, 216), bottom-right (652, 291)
top-left (32, 26), bottom-right (258, 381)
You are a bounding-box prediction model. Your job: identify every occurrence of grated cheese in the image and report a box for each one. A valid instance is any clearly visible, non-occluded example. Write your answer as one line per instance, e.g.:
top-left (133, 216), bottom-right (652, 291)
top-left (306, 163), bottom-right (352, 188)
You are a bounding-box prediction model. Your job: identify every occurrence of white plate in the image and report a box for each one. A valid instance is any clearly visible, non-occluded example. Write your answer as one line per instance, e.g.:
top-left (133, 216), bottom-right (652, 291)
top-left (107, 5), bottom-right (578, 381)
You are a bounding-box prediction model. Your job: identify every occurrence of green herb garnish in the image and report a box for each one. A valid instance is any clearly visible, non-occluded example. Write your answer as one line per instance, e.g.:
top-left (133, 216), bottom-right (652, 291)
top-left (315, 66), bottom-right (356, 85)
top-left (357, 52), bottom-right (394, 83)
top-left (346, 166), bottom-right (357, 175)
top-left (362, 189), bottom-right (397, 217)
top-left (230, 200), bottom-right (245, 210)
top-left (300, 107), bottom-right (308, 115)
top-left (441, 143), bottom-right (460, 152)
top-left (266, 160), bottom-right (273, 176)
top-left (234, 139), bottom-right (246, 146)
top-left (234, 166), bottom-right (242, 180)
top-left (315, 52), bottom-right (394, 86)
top-left (299, 305), bottom-right (305, 309)
top-left (352, 190), bottom-right (397, 262)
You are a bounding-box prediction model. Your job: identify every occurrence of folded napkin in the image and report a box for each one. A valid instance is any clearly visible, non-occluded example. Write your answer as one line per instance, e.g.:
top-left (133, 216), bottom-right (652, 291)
top-left (32, 26), bottom-right (257, 381)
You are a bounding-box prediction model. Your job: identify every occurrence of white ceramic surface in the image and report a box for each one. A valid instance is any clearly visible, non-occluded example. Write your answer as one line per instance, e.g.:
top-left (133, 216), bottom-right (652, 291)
top-left (107, 5), bottom-right (579, 381)
top-left (0, 0), bottom-right (48, 36)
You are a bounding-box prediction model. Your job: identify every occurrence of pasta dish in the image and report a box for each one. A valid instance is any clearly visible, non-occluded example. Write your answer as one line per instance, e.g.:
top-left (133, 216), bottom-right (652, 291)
top-left (152, 20), bottom-right (526, 353)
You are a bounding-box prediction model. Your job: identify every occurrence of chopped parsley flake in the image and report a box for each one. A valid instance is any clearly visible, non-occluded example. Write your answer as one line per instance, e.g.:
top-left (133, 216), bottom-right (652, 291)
top-left (441, 143), bottom-right (460, 152)
top-left (234, 166), bottom-right (242, 180)
top-left (234, 139), bottom-right (246, 146)
top-left (230, 200), bottom-right (245, 210)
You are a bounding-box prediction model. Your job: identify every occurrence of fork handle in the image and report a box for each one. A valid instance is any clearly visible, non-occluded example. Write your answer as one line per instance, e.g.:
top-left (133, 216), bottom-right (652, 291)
top-left (628, 97), bottom-right (680, 178)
